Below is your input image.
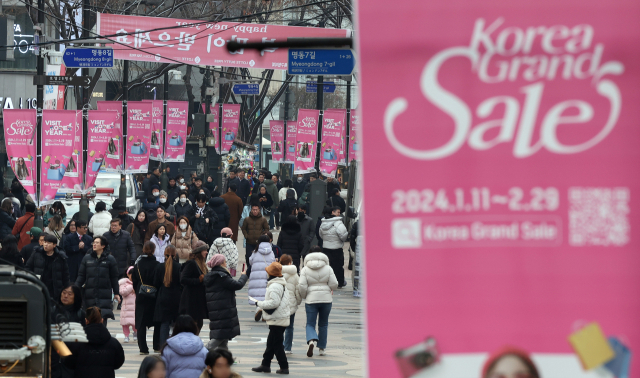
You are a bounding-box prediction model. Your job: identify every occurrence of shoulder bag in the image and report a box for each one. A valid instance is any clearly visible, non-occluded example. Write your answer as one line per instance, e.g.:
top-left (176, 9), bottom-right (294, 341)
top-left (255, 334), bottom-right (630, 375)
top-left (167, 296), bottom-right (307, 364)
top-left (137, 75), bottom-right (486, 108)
top-left (15, 215), bottom-right (34, 241)
top-left (137, 266), bottom-right (157, 298)
top-left (264, 286), bottom-right (285, 315)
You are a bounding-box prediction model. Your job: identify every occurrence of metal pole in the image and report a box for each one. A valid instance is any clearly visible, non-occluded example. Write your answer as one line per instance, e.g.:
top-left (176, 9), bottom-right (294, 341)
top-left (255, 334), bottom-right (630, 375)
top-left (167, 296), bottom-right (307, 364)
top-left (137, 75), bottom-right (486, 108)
top-left (163, 70), bottom-right (168, 172)
top-left (78, 0), bottom-right (91, 222)
top-left (119, 56), bottom-right (129, 200)
top-left (283, 73), bottom-right (290, 173)
top-left (33, 0), bottom-right (45, 228)
top-left (217, 73), bottom-right (223, 189)
top-left (314, 75), bottom-right (324, 173)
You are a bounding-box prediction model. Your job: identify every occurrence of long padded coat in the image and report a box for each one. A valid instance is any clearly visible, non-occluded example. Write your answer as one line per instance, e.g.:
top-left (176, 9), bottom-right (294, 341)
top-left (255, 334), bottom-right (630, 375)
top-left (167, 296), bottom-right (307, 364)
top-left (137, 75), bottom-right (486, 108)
top-left (118, 278), bottom-right (136, 327)
top-left (204, 266), bottom-right (248, 340)
top-left (247, 242), bottom-right (275, 304)
top-left (75, 249), bottom-right (120, 319)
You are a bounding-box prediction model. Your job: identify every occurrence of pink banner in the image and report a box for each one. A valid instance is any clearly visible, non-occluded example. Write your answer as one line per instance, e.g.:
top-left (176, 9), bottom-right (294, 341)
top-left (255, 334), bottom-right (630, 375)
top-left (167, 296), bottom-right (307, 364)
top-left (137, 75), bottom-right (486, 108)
top-left (125, 101), bottom-right (153, 174)
top-left (203, 103), bottom-right (220, 154)
top-left (146, 100), bottom-right (164, 161)
top-left (221, 104), bottom-right (240, 154)
top-left (40, 110), bottom-right (77, 204)
top-left (285, 121), bottom-right (297, 164)
top-left (359, 1), bottom-right (640, 377)
top-left (348, 108), bottom-right (359, 162)
top-left (295, 109), bottom-right (319, 174)
top-left (96, 13), bottom-right (350, 69)
top-left (97, 101), bottom-right (124, 173)
top-left (319, 109), bottom-right (346, 178)
top-left (269, 120), bottom-right (284, 163)
top-left (164, 101), bottom-right (188, 162)
top-left (328, 108), bottom-right (348, 166)
top-left (59, 111), bottom-right (83, 193)
top-left (86, 110), bottom-right (120, 190)
top-left (4, 109), bottom-right (37, 202)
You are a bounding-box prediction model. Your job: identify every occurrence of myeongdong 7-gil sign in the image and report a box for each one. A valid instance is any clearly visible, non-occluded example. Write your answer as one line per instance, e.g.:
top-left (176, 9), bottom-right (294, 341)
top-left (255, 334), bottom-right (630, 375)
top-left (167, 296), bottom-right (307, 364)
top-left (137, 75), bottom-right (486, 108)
top-left (96, 13), bottom-right (351, 69)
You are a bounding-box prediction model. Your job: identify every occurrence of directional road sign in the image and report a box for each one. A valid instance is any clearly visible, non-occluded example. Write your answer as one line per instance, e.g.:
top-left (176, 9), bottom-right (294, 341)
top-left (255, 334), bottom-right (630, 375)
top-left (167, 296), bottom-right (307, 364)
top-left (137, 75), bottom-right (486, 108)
top-left (306, 81), bottom-right (336, 93)
top-left (33, 75), bottom-right (94, 87)
top-left (233, 83), bottom-right (260, 95)
top-left (63, 47), bottom-right (114, 68)
top-left (288, 49), bottom-right (355, 75)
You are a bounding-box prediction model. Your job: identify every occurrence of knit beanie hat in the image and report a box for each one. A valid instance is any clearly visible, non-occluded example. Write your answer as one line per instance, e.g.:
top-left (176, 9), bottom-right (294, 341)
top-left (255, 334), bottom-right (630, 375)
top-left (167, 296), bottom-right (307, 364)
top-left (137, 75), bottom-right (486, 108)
top-left (221, 227), bottom-right (233, 237)
top-left (207, 254), bottom-right (226, 268)
top-left (191, 240), bottom-right (209, 255)
top-left (265, 262), bottom-right (283, 277)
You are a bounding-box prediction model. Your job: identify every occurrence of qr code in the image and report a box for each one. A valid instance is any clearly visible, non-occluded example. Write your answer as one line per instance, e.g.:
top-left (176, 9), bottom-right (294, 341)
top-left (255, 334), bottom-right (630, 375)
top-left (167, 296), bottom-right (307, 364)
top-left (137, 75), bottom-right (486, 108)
top-left (65, 140), bottom-right (72, 146)
top-left (568, 187), bottom-right (630, 246)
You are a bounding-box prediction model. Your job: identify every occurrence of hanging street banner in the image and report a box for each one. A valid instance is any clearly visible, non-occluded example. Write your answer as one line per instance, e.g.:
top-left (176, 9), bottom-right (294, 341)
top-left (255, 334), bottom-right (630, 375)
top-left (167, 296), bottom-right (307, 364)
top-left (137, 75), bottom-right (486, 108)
top-left (328, 108), bottom-right (348, 166)
top-left (4, 109), bottom-right (37, 203)
top-left (97, 101), bottom-right (124, 173)
top-left (294, 109), bottom-right (319, 174)
top-left (221, 104), bottom-right (240, 154)
top-left (203, 103), bottom-right (220, 154)
top-left (164, 101), bottom-right (188, 162)
top-left (146, 100), bottom-right (164, 161)
top-left (96, 13), bottom-right (350, 70)
top-left (319, 109), bottom-right (346, 178)
top-left (269, 120), bottom-right (285, 163)
top-left (358, 0), bottom-right (640, 377)
top-left (40, 110), bottom-right (77, 204)
top-left (86, 110), bottom-right (120, 190)
top-left (349, 108), bottom-right (359, 162)
top-left (125, 101), bottom-right (153, 174)
top-left (285, 121), bottom-right (297, 164)
top-left (59, 111), bottom-right (84, 193)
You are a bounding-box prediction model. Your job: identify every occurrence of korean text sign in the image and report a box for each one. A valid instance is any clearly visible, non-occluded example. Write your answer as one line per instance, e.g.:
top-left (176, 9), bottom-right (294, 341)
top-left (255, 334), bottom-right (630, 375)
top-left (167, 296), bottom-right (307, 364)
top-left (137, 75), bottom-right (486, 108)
top-left (4, 109), bottom-right (37, 202)
top-left (164, 101), bottom-right (188, 162)
top-left (97, 101), bottom-right (124, 172)
top-left (87, 111), bottom-right (120, 189)
top-left (125, 101), bottom-right (153, 174)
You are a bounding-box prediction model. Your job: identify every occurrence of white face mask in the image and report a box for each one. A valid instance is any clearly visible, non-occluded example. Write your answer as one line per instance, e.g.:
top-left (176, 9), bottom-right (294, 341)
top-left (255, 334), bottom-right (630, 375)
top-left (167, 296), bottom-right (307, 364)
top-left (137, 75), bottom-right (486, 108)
top-left (180, 185), bottom-right (186, 190)
top-left (179, 178), bottom-right (185, 183)
top-left (153, 192), bottom-right (159, 197)
top-left (179, 224), bottom-right (187, 230)
top-left (200, 191), bottom-right (205, 195)
top-left (297, 177), bottom-right (303, 182)
top-left (180, 198), bottom-right (187, 203)
top-left (159, 198), bottom-right (166, 203)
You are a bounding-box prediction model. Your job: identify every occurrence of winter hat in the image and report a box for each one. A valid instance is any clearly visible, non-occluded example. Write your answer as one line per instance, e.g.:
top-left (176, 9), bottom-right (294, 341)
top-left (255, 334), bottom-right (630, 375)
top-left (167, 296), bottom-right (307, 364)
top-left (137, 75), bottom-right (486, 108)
top-left (112, 198), bottom-right (126, 211)
top-left (191, 240), bottom-right (209, 255)
top-left (265, 262), bottom-right (283, 277)
top-left (482, 347), bottom-right (540, 378)
top-left (126, 266), bottom-right (134, 275)
top-left (207, 253), bottom-right (226, 268)
top-left (221, 227), bottom-right (233, 237)
top-left (26, 227), bottom-right (42, 237)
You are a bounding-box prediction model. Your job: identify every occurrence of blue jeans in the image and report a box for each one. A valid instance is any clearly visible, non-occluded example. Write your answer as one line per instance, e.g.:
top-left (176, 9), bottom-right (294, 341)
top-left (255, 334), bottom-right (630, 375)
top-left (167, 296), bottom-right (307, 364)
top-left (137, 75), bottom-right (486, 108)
top-left (158, 321), bottom-right (171, 349)
top-left (268, 211), bottom-right (275, 229)
top-left (283, 313), bottom-right (295, 351)
top-left (305, 302), bottom-right (332, 349)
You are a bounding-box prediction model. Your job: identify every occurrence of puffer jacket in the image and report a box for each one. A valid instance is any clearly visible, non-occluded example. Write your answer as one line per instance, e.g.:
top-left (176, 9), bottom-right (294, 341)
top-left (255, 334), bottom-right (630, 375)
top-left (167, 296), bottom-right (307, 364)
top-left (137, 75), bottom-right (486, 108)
top-left (63, 323), bottom-right (124, 378)
top-left (25, 246), bottom-right (70, 300)
top-left (204, 266), bottom-right (249, 340)
top-left (318, 216), bottom-right (349, 249)
top-left (276, 221), bottom-right (304, 268)
top-left (75, 249), bottom-right (120, 319)
top-left (162, 332), bottom-right (208, 378)
top-left (88, 210), bottom-right (113, 237)
top-left (174, 200), bottom-right (193, 219)
top-left (208, 197), bottom-right (231, 240)
top-left (207, 237), bottom-right (239, 270)
top-left (0, 209), bottom-right (16, 240)
top-left (257, 277), bottom-right (290, 327)
top-left (263, 179), bottom-right (280, 210)
top-left (118, 278), bottom-right (136, 326)
top-left (171, 227), bottom-right (199, 260)
top-left (247, 242), bottom-right (275, 304)
top-left (299, 252), bottom-right (338, 304)
top-left (102, 230), bottom-right (136, 277)
top-left (241, 212), bottom-right (269, 245)
top-left (151, 234), bottom-right (171, 263)
top-left (282, 265), bottom-right (302, 314)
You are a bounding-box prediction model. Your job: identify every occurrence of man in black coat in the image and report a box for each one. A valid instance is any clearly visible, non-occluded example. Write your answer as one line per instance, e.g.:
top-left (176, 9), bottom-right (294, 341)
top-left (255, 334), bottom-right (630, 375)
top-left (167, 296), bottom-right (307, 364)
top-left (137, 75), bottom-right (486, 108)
top-left (277, 215), bottom-right (305, 271)
top-left (326, 188), bottom-right (347, 215)
top-left (326, 176), bottom-right (341, 197)
top-left (189, 177), bottom-right (210, 202)
top-left (292, 174), bottom-right (307, 199)
top-left (296, 205), bottom-right (315, 259)
top-left (102, 218), bottom-right (136, 278)
top-left (208, 191), bottom-right (231, 242)
top-left (233, 169), bottom-right (251, 205)
top-left (62, 220), bottom-right (93, 282)
top-left (63, 318), bottom-right (125, 378)
top-left (188, 194), bottom-right (218, 246)
top-left (25, 234), bottom-right (70, 301)
top-left (166, 177), bottom-right (180, 205)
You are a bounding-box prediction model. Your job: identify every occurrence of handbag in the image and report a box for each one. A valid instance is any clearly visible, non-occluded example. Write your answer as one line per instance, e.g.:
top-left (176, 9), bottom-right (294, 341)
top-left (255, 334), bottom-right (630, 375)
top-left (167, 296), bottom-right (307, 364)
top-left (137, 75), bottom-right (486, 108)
top-left (15, 215), bottom-right (34, 240)
top-left (264, 288), bottom-right (285, 315)
top-left (137, 266), bottom-right (157, 298)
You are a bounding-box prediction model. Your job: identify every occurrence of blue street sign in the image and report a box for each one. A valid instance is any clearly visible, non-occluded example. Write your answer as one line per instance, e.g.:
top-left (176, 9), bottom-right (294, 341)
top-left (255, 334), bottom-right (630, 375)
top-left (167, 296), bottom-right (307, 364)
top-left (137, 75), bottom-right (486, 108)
top-left (306, 81), bottom-right (336, 93)
top-left (288, 49), bottom-right (355, 75)
top-left (233, 83), bottom-right (260, 95)
top-left (63, 47), bottom-right (114, 68)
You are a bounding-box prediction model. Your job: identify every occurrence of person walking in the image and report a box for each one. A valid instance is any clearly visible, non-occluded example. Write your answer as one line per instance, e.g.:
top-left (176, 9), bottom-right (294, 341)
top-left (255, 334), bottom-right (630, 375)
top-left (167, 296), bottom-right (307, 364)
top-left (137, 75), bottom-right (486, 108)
top-left (12, 202), bottom-right (35, 249)
top-left (172, 216), bottom-right (199, 263)
top-left (241, 204), bottom-right (269, 275)
top-left (150, 224), bottom-right (172, 263)
top-left (207, 228), bottom-right (238, 276)
top-left (277, 189), bottom-right (298, 221)
top-left (62, 307), bottom-right (125, 378)
top-left (167, 177), bottom-right (180, 205)
top-left (299, 248), bottom-right (338, 357)
top-left (179, 241), bottom-right (209, 332)
top-left (220, 184), bottom-right (243, 243)
top-left (277, 215), bottom-right (304, 272)
top-left (0, 198), bottom-right (16, 240)
top-left (256, 185), bottom-right (273, 223)
top-left (252, 262), bottom-right (291, 375)
top-left (63, 220), bottom-right (92, 282)
top-left (188, 194), bottom-right (218, 246)
top-left (263, 173), bottom-right (280, 230)
top-left (111, 199), bottom-right (134, 231)
top-left (137, 355), bottom-right (166, 378)
top-left (146, 207), bottom-right (176, 242)
top-left (292, 174), bottom-right (307, 199)
top-left (119, 266), bottom-right (138, 343)
top-left (318, 206), bottom-right (349, 288)
top-left (0, 235), bottom-right (23, 268)
top-left (174, 191), bottom-right (194, 220)
top-left (88, 201), bottom-right (112, 237)
top-left (325, 188), bottom-right (346, 215)
top-left (280, 255), bottom-right (302, 354)
top-left (44, 214), bottom-right (65, 246)
top-left (154, 245), bottom-right (182, 348)
top-left (296, 205), bottom-right (315, 261)
top-left (133, 242), bottom-right (161, 355)
top-left (159, 191), bottom-right (177, 222)
top-left (200, 349), bottom-right (242, 378)
top-left (103, 218), bottom-right (137, 278)
top-left (44, 201), bottom-right (67, 227)
top-left (127, 210), bottom-right (149, 264)
top-left (234, 169), bottom-right (251, 205)
top-left (20, 227), bottom-right (43, 264)
top-left (50, 284), bottom-right (85, 378)
top-left (26, 234), bottom-right (70, 300)
top-left (248, 235), bottom-right (276, 321)
top-left (75, 236), bottom-right (120, 325)
top-left (161, 315), bottom-right (208, 378)
top-left (204, 254), bottom-right (248, 351)
top-left (208, 191), bottom-right (230, 242)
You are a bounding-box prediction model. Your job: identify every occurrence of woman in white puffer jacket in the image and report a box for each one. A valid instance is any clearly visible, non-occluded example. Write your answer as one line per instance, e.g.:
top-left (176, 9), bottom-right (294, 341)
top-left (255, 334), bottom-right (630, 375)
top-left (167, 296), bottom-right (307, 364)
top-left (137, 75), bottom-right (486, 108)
top-left (88, 201), bottom-right (113, 237)
top-left (298, 248), bottom-right (338, 358)
top-left (280, 254), bottom-right (302, 354)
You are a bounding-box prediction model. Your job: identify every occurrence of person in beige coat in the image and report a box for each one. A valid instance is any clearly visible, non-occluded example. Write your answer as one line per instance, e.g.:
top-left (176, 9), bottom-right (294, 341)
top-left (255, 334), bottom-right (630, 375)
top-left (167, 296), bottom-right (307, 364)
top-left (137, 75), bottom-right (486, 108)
top-left (171, 216), bottom-right (199, 263)
top-left (280, 254), bottom-right (302, 354)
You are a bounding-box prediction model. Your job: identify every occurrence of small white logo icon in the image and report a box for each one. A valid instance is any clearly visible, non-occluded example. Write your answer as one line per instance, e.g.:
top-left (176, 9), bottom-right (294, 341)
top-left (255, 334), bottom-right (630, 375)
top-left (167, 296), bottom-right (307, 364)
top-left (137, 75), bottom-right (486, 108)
top-left (195, 56), bottom-right (201, 64)
top-left (249, 60), bottom-right (255, 67)
top-left (392, 219), bottom-right (422, 248)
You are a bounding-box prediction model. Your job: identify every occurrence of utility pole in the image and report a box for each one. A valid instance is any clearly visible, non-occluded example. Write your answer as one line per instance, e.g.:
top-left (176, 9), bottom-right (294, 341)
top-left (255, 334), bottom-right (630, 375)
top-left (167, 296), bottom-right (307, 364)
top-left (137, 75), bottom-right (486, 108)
top-left (314, 75), bottom-right (324, 173)
top-left (283, 73), bottom-right (290, 176)
top-left (78, 0), bottom-right (91, 222)
top-left (119, 47), bottom-right (129, 200)
top-left (217, 70), bottom-right (223, 187)
top-left (163, 70), bottom-right (168, 174)
top-left (33, 0), bottom-right (44, 228)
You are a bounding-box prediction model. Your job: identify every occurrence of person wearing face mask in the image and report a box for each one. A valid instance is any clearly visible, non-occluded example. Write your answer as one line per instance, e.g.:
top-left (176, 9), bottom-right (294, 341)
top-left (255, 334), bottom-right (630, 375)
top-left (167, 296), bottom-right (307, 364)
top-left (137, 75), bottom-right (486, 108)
top-left (292, 174), bottom-right (307, 199)
top-left (143, 194), bottom-right (160, 223)
top-left (158, 190), bottom-right (177, 222)
top-left (147, 185), bottom-right (161, 204)
top-left (171, 216), bottom-right (199, 263)
top-left (167, 177), bottom-right (180, 205)
top-left (296, 205), bottom-right (315, 261)
top-left (188, 194), bottom-right (218, 246)
top-left (189, 177), bottom-right (210, 202)
top-left (175, 191), bottom-right (194, 219)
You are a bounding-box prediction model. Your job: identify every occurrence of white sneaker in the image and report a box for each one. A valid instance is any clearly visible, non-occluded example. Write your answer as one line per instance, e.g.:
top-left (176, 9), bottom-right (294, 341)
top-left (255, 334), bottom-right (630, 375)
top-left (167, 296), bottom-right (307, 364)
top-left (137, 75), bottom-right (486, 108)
top-left (124, 336), bottom-right (130, 343)
top-left (319, 349), bottom-right (326, 356)
top-left (307, 341), bottom-right (316, 357)
top-left (285, 350), bottom-right (293, 355)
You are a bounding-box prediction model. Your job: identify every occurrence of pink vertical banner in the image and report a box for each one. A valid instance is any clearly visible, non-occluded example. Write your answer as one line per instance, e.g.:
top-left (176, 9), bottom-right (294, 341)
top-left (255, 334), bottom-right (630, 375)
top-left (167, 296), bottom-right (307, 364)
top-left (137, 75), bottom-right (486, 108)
top-left (295, 109), bottom-right (319, 174)
top-left (125, 101), bottom-right (153, 174)
top-left (4, 109), bottom-right (37, 202)
top-left (329, 108), bottom-right (347, 166)
top-left (59, 111), bottom-right (83, 193)
top-left (40, 110), bottom-right (77, 204)
top-left (222, 104), bottom-right (240, 154)
top-left (319, 109), bottom-right (346, 178)
top-left (97, 101), bottom-right (124, 173)
top-left (269, 120), bottom-right (285, 163)
top-left (285, 121), bottom-right (297, 164)
top-left (86, 110), bottom-right (119, 190)
top-left (147, 100), bottom-right (164, 161)
top-left (203, 103), bottom-right (220, 153)
top-left (164, 101), bottom-right (188, 162)
top-left (348, 108), bottom-right (359, 162)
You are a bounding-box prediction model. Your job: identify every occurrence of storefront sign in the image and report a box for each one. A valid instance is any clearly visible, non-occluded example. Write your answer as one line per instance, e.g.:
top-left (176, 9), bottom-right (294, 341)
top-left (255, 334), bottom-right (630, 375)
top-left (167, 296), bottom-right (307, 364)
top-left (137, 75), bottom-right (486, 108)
top-left (97, 101), bottom-right (124, 172)
top-left (294, 109), bottom-right (319, 173)
top-left (221, 104), bottom-right (240, 154)
top-left (319, 109), bottom-right (345, 178)
top-left (40, 110), bottom-right (77, 204)
top-left (269, 120), bottom-right (285, 163)
top-left (125, 101), bottom-right (152, 173)
top-left (86, 110), bottom-right (120, 189)
top-left (3, 109), bottom-right (37, 202)
top-left (164, 101), bottom-right (188, 162)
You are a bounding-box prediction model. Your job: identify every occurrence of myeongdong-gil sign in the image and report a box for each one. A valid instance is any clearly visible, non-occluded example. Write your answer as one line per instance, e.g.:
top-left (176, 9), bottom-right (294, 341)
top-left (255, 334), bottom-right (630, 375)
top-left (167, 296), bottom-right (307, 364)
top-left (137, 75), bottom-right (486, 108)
top-left (96, 13), bottom-right (351, 69)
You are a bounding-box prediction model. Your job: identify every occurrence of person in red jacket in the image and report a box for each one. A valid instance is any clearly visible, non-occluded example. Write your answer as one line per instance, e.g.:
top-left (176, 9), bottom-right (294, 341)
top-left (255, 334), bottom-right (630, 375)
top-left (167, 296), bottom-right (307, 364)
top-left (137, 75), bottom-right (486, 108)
top-left (12, 203), bottom-right (35, 249)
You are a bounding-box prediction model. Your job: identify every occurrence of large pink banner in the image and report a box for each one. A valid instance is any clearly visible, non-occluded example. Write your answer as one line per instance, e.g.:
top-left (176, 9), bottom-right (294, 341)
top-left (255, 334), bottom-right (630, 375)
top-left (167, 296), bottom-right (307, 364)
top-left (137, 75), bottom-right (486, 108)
top-left (328, 108), bottom-right (348, 166)
top-left (86, 111), bottom-right (119, 190)
top-left (126, 101), bottom-right (153, 174)
top-left (359, 1), bottom-right (640, 377)
top-left (164, 101), bottom-right (188, 162)
top-left (40, 110), bottom-right (77, 204)
top-left (97, 101), bottom-right (124, 173)
top-left (147, 100), bottom-right (164, 162)
top-left (96, 13), bottom-right (350, 69)
top-left (285, 121), bottom-right (297, 164)
top-left (319, 109), bottom-right (345, 178)
top-left (59, 111), bottom-right (83, 193)
top-left (295, 109), bottom-right (319, 174)
top-left (203, 103), bottom-right (220, 154)
top-left (269, 120), bottom-right (284, 163)
top-left (221, 104), bottom-right (240, 154)
top-left (4, 109), bottom-right (37, 202)
top-left (348, 108), bottom-right (359, 162)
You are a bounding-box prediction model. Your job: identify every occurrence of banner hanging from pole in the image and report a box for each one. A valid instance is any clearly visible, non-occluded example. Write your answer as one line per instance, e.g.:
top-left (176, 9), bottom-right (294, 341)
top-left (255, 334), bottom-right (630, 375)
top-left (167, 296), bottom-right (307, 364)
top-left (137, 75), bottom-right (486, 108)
top-left (164, 101), bottom-right (189, 162)
top-left (203, 103), bottom-right (220, 154)
top-left (147, 100), bottom-right (164, 161)
top-left (295, 109), bottom-right (319, 174)
top-left (97, 101), bottom-right (124, 172)
top-left (348, 108), bottom-right (359, 162)
top-left (86, 110), bottom-right (120, 190)
top-left (285, 121), bottom-right (297, 164)
top-left (221, 104), bottom-right (240, 154)
top-left (40, 110), bottom-right (77, 204)
top-left (328, 108), bottom-right (348, 166)
top-left (269, 120), bottom-right (285, 163)
top-left (59, 110), bottom-right (83, 193)
top-left (319, 109), bottom-right (346, 178)
top-left (125, 101), bottom-right (153, 174)
top-left (3, 109), bottom-right (37, 203)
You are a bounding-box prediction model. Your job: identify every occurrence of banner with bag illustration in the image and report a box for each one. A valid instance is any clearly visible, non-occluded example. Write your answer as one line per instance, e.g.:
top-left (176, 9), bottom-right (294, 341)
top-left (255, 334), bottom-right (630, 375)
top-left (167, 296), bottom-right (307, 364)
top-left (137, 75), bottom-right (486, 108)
top-left (164, 101), bottom-right (188, 162)
top-left (202, 103), bottom-right (220, 154)
top-left (125, 101), bottom-right (153, 174)
top-left (349, 108), bottom-right (359, 162)
top-left (285, 121), bottom-right (297, 164)
top-left (295, 109), bottom-right (319, 174)
top-left (328, 108), bottom-right (348, 166)
top-left (40, 110), bottom-right (77, 204)
top-left (146, 100), bottom-right (164, 162)
top-left (221, 103), bottom-right (240, 154)
top-left (3, 109), bottom-right (37, 202)
top-left (58, 111), bottom-right (84, 193)
top-left (97, 101), bottom-right (124, 173)
top-left (86, 110), bottom-right (120, 190)
top-left (319, 109), bottom-right (346, 178)
top-left (269, 120), bottom-right (285, 163)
